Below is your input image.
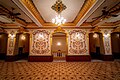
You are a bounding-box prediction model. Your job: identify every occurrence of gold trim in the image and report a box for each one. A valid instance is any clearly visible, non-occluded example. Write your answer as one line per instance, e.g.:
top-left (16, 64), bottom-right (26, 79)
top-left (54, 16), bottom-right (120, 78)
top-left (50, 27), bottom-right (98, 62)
top-left (54, 26), bottom-right (65, 33)
top-left (17, 27), bottom-right (28, 33)
top-left (74, 0), bottom-right (96, 24)
top-left (21, 0), bottom-right (45, 24)
top-left (90, 26), bottom-right (101, 32)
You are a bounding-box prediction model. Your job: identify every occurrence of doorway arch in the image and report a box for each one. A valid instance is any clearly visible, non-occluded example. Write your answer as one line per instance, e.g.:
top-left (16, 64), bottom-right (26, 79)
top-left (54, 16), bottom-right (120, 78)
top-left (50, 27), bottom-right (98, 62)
top-left (0, 33), bottom-right (8, 60)
top-left (111, 32), bottom-right (120, 59)
top-left (89, 32), bottom-right (105, 60)
top-left (51, 27), bottom-right (68, 61)
top-left (14, 33), bottom-right (30, 61)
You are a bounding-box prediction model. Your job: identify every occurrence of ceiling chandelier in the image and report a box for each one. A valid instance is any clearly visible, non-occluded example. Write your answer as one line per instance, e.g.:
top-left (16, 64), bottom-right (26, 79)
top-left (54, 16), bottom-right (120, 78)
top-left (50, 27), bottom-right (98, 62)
top-left (51, 0), bottom-right (67, 26)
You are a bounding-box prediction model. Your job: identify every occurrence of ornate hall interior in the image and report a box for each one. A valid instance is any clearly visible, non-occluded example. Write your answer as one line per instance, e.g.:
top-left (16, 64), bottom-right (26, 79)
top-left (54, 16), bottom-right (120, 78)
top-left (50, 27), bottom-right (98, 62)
top-left (0, 0), bottom-right (120, 80)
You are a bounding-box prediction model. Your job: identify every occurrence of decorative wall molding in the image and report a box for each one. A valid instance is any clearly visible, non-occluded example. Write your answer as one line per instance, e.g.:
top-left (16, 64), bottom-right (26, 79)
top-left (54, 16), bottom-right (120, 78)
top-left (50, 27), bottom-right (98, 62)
top-left (102, 29), bottom-right (112, 55)
top-left (5, 29), bottom-right (18, 56)
top-left (31, 30), bottom-right (51, 55)
top-left (54, 26), bottom-right (65, 33)
top-left (68, 30), bottom-right (87, 55)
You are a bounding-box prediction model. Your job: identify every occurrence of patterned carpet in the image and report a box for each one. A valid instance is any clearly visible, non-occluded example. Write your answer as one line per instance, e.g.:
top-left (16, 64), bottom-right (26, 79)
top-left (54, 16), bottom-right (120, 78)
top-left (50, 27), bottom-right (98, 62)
top-left (0, 61), bottom-right (120, 80)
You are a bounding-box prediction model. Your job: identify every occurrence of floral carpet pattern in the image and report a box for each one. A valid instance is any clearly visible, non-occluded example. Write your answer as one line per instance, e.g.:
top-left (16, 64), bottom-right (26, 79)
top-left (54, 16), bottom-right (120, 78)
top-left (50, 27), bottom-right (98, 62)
top-left (0, 61), bottom-right (120, 80)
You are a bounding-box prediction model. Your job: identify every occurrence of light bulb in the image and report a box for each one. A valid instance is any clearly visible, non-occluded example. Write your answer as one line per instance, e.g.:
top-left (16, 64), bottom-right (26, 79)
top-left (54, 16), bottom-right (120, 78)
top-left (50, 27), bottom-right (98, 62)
top-left (52, 18), bottom-right (55, 23)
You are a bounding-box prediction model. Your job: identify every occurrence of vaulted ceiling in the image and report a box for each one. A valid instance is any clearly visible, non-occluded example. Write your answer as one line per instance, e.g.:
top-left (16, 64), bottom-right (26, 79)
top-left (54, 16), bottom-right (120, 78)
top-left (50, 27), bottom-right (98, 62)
top-left (0, 0), bottom-right (120, 29)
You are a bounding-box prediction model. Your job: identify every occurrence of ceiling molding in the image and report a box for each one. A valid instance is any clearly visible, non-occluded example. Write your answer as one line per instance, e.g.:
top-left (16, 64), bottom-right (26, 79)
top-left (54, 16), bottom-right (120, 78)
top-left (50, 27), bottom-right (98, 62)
top-left (112, 27), bottom-right (120, 32)
top-left (114, 20), bottom-right (120, 26)
top-left (80, 22), bottom-right (92, 26)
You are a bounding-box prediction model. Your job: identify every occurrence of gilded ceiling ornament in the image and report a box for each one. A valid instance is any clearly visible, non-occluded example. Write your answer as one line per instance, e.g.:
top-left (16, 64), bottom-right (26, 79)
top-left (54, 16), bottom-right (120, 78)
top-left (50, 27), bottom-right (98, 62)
top-left (51, 0), bottom-right (67, 14)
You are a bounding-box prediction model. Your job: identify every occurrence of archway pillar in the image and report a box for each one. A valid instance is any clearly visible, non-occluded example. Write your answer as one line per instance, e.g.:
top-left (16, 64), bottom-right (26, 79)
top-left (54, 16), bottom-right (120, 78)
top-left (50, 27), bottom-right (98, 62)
top-left (5, 30), bottom-right (18, 61)
top-left (102, 30), bottom-right (113, 61)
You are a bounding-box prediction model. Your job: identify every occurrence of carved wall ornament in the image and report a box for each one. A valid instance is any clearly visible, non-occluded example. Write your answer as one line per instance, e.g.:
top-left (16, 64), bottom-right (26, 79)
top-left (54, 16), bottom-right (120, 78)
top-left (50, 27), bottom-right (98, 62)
top-left (31, 30), bottom-right (50, 55)
top-left (103, 30), bottom-right (112, 54)
top-left (69, 30), bottom-right (87, 54)
top-left (54, 26), bottom-right (65, 33)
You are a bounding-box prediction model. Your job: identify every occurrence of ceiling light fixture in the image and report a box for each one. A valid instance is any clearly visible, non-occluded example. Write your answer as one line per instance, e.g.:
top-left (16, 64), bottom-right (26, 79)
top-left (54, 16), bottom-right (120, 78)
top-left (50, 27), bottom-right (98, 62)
top-left (51, 0), bottom-right (67, 26)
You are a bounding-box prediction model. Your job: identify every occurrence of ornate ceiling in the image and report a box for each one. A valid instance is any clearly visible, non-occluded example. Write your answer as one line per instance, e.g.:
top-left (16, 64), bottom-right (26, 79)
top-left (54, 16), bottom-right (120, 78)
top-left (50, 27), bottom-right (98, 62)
top-left (0, 0), bottom-right (120, 28)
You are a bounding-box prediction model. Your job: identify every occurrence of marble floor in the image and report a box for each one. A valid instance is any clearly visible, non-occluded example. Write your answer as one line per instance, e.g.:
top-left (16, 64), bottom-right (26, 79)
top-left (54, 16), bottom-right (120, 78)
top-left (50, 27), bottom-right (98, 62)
top-left (0, 61), bottom-right (120, 80)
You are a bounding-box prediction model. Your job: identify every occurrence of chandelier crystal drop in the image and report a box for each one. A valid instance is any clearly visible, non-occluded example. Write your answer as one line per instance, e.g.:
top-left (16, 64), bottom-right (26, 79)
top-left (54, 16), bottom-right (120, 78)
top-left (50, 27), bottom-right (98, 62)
top-left (52, 15), bottom-right (66, 26)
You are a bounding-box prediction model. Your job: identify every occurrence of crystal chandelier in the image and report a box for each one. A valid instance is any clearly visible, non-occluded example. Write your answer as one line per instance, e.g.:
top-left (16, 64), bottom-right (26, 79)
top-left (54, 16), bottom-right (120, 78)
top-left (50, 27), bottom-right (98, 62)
top-left (51, 0), bottom-right (67, 26)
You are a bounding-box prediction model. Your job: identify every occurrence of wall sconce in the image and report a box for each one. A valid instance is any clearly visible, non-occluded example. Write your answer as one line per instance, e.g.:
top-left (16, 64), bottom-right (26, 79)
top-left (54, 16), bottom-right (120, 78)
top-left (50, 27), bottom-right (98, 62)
top-left (116, 34), bottom-right (119, 38)
top-left (57, 42), bottom-right (61, 46)
top-left (93, 33), bottom-right (98, 38)
top-left (0, 35), bottom-right (2, 38)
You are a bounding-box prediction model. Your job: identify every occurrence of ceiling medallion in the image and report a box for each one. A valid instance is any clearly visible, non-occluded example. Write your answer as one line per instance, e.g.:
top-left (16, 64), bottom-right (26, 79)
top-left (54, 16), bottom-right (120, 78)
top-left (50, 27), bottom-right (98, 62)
top-left (51, 0), bottom-right (67, 26)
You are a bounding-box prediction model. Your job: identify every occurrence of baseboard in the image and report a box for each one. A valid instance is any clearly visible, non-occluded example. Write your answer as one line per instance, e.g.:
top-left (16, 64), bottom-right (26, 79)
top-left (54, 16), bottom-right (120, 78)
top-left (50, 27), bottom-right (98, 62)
top-left (112, 53), bottom-right (120, 59)
top-left (101, 55), bottom-right (114, 61)
top-left (66, 55), bottom-right (91, 61)
top-left (0, 53), bottom-right (6, 60)
top-left (6, 55), bottom-right (17, 62)
top-left (28, 55), bottom-right (53, 62)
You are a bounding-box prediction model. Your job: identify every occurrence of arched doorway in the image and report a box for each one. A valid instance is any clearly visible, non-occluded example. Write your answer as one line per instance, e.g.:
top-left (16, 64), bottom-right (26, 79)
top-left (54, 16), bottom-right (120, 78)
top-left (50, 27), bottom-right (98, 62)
top-left (52, 32), bottom-right (68, 61)
top-left (89, 32), bottom-right (105, 60)
top-left (0, 33), bottom-right (8, 60)
top-left (111, 32), bottom-right (120, 59)
top-left (14, 33), bottom-right (30, 61)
